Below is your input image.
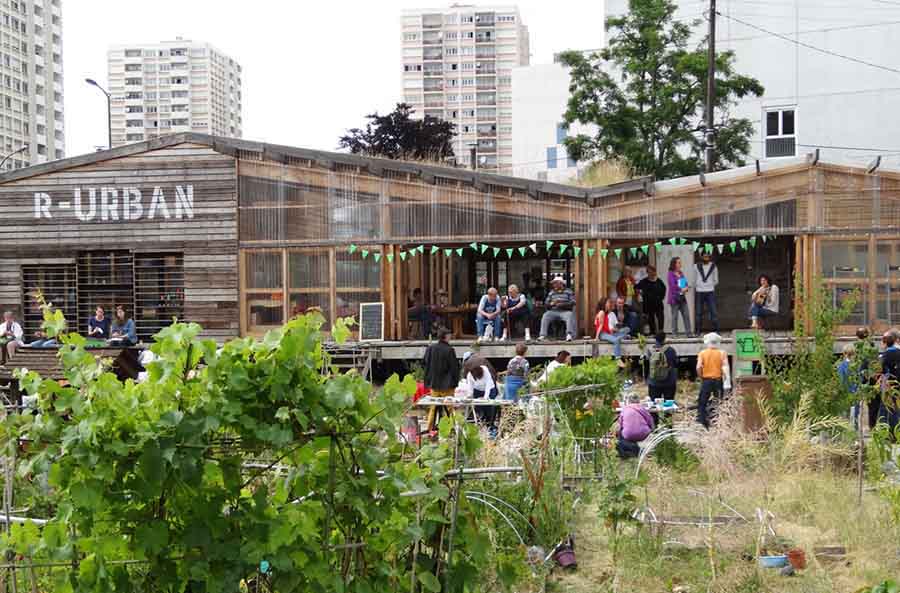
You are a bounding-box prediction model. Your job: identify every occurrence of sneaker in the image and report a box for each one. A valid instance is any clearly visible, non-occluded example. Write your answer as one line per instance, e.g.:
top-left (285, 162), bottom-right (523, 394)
top-left (537, 335), bottom-right (546, 341)
top-left (525, 329), bottom-right (532, 341)
top-left (500, 331), bottom-right (508, 341)
top-left (565, 333), bottom-right (573, 342)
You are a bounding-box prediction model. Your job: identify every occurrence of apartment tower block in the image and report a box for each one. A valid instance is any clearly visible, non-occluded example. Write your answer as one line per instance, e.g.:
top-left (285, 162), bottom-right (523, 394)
top-left (107, 38), bottom-right (242, 147)
top-left (401, 4), bottom-right (529, 171)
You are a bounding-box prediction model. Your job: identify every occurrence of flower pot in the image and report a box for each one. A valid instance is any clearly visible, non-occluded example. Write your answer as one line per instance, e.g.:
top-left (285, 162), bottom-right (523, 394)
top-left (552, 545), bottom-right (577, 569)
top-left (787, 548), bottom-right (806, 570)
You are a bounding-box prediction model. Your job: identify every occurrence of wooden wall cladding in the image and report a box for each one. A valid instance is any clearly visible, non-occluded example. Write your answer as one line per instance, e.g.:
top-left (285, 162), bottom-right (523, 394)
top-left (0, 143), bottom-right (239, 340)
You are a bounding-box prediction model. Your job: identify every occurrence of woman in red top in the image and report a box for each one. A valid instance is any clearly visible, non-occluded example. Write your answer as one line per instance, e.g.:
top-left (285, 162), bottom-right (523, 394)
top-left (595, 298), bottom-right (630, 359)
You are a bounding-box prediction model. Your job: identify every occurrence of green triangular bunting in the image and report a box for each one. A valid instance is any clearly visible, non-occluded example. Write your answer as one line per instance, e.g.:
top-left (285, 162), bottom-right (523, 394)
top-left (348, 244), bottom-right (358, 254)
top-left (749, 237), bottom-right (757, 248)
top-left (418, 245), bottom-right (425, 254)
top-left (573, 246), bottom-right (582, 257)
top-left (431, 245), bottom-right (440, 255)
top-left (361, 249), bottom-right (369, 259)
top-left (506, 248), bottom-right (514, 258)
top-left (669, 237), bottom-right (677, 246)
top-left (373, 253), bottom-right (381, 262)
top-left (692, 241), bottom-right (701, 252)
top-left (546, 240), bottom-right (554, 250)
top-left (679, 237), bottom-right (687, 245)
top-left (654, 241), bottom-right (663, 251)
top-left (469, 242), bottom-right (479, 251)
top-left (739, 239), bottom-right (748, 250)
top-left (518, 246), bottom-right (527, 257)
top-left (614, 248), bottom-right (622, 259)
top-left (728, 241), bottom-right (737, 253)
top-left (399, 251), bottom-right (407, 261)
top-left (601, 249), bottom-right (608, 258)
top-left (587, 248), bottom-right (596, 258)
top-left (641, 245), bottom-right (649, 255)
top-left (560, 244), bottom-right (569, 255)
top-left (444, 248), bottom-right (452, 257)
top-left (455, 248), bottom-right (463, 257)
top-left (387, 254), bottom-right (394, 263)
top-left (480, 244), bottom-right (489, 254)
top-left (629, 247), bottom-right (637, 258)
top-left (705, 243), bottom-right (714, 254)
top-left (492, 247), bottom-right (500, 257)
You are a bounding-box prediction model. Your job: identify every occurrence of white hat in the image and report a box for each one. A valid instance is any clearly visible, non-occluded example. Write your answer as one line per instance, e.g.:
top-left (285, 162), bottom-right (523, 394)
top-left (703, 332), bottom-right (722, 346)
top-left (551, 276), bottom-right (566, 286)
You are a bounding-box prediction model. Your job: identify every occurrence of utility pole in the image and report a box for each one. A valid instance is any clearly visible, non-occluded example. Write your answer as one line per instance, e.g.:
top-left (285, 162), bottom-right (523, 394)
top-left (705, 0), bottom-right (717, 173)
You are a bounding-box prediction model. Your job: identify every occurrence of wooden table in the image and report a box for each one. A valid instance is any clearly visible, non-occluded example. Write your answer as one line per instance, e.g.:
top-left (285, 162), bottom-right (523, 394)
top-left (433, 304), bottom-right (477, 338)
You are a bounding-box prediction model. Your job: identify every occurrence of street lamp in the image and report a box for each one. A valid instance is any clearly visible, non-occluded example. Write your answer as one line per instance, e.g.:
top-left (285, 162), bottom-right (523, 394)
top-left (85, 78), bottom-right (112, 150)
top-left (0, 144), bottom-right (28, 171)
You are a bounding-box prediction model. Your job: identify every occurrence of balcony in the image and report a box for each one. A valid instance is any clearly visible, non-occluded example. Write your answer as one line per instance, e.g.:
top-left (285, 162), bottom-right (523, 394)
top-left (423, 82), bottom-right (444, 92)
top-left (423, 50), bottom-right (443, 61)
top-left (476, 82), bottom-right (496, 91)
top-left (475, 49), bottom-right (496, 59)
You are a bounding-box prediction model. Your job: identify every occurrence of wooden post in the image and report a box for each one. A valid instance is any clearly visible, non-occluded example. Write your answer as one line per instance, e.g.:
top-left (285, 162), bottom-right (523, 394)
top-left (382, 244), bottom-right (395, 340)
top-left (395, 245), bottom-right (408, 339)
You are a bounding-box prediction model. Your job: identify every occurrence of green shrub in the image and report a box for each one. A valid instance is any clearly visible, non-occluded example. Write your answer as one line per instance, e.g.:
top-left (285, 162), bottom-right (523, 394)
top-left (542, 357), bottom-right (622, 438)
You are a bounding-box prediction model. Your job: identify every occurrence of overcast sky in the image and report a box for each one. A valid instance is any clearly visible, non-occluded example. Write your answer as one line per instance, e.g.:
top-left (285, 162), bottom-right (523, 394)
top-left (63, 1), bottom-right (606, 158)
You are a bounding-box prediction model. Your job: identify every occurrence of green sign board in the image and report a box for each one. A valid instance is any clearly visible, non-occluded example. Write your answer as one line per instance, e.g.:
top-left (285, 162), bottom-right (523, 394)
top-left (734, 330), bottom-right (763, 360)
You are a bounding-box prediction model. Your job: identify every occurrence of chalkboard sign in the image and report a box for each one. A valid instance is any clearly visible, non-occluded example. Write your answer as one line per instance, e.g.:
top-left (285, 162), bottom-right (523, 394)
top-left (359, 302), bottom-right (384, 342)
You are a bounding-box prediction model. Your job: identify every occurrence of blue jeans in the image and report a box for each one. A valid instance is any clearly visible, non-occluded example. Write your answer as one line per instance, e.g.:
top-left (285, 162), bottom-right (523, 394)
top-left (476, 314), bottom-right (502, 338)
top-left (27, 339), bottom-right (58, 348)
top-left (750, 304), bottom-right (775, 319)
top-left (505, 375), bottom-right (526, 402)
top-left (695, 291), bottom-right (719, 332)
top-left (601, 328), bottom-right (630, 357)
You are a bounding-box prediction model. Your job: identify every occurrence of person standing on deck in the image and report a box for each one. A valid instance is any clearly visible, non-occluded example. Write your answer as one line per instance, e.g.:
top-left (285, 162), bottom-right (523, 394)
top-left (667, 258), bottom-right (692, 337)
top-left (636, 265), bottom-right (666, 335)
top-left (423, 328), bottom-right (461, 432)
top-left (694, 253), bottom-right (719, 333)
top-left (696, 332), bottom-right (731, 428)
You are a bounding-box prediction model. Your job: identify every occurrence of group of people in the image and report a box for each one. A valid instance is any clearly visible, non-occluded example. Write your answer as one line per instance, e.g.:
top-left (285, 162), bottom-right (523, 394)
top-left (468, 257), bottom-right (782, 346)
top-left (474, 276), bottom-right (577, 342)
top-left (839, 327), bottom-right (900, 437)
top-left (0, 305), bottom-right (138, 360)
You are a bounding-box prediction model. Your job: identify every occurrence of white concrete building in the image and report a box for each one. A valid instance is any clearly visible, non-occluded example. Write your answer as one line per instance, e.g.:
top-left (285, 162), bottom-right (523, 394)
top-left (401, 4), bottom-right (529, 171)
top-left (0, 0), bottom-right (65, 170)
top-left (514, 1), bottom-right (900, 181)
top-left (107, 38), bottom-right (242, 147)
top-left (511, 60), bottom-right (595, 182)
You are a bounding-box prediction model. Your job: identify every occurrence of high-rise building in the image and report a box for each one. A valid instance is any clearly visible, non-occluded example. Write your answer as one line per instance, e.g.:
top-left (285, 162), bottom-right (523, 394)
top-left (401, 5), bottom-right (529, 172)
top-left (0, 0), bottom-right (65, 171)
top-left (107, 38), bottom-right (242, 147)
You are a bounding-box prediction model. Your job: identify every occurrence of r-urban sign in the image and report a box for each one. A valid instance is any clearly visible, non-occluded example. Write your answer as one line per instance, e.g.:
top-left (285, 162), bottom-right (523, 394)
top-left (33, 185), bottom-right (195, 221)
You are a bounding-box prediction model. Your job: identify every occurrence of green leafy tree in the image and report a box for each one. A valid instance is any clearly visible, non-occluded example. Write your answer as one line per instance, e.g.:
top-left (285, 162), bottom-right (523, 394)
top-left (339, 103), bottom-right (455, 162)
top-left (558, 0), bottom-right (764, 180)
top-left (3, 307), bottom-right (496, 592)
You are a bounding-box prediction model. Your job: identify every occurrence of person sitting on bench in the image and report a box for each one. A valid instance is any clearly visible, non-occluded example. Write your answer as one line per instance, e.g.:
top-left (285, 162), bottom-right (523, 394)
top-left (539, 276), bottom-right (577, 341)
top-left (1, 311), bottom-right (23, 359)
top-left (87, 306), bottom-right (111, 341)
top-left (110, 305), bottom-right (137, 346)
top-left (749, 275), bottom-right (779, 329)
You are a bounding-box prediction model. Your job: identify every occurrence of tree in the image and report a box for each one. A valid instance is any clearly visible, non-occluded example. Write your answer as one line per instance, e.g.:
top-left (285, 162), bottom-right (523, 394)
top-left (339, 102), bottom-right (455, 162)
top-left (558, 0), bottom-right (764, 180)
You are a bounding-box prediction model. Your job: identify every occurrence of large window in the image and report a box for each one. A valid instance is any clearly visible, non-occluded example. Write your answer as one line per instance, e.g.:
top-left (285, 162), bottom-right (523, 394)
top-left (288, 249), bottom-right (331, 325)
top-left (134, 253), bottom-right (184, 342)
top-left (21, 263), bottom-right (77, 339)
top-left (244, 251), bottom-right (284, 334)
top-left (765, 107), bottom-right (796, 158)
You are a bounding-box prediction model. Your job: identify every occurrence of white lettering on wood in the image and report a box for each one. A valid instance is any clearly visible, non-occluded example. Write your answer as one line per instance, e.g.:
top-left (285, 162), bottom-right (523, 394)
top-left (175, 185), bottom-right (194, 219)
top-left (123, 188), bottom-right (143, 221)
top-left (148, 187), bottom-right (171, 220)
top-left (73, 188), bottom-right (97, 221)
top-left (33, 192), bottom-right (51, 219)
top-left (100, 187), bottom-right (119, 221)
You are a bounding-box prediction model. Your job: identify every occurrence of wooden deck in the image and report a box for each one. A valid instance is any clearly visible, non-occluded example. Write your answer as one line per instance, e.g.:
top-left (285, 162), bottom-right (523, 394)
top-left (357, 332), bottom-right (857, 360)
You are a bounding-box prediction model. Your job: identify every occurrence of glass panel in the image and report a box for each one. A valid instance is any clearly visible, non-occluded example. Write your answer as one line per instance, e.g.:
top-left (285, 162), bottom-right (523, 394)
top-left (247, 291), bottom-right (284, 332)
top-left (335, 291), bottom-right (381, 324)
top-left (820, 241), bottom-right (867, 278)
top-left (546, 146), bottom-right (557, 169)
top-left (336, 251), bottom-right (380, 289)
top-left (246, 252), bottom-right (282, 289)
top-left (766, 111), bottom-right (780, 137)
top-left (877, 242), bottom-right (900, 277)
top-left (475, 261), bottom-right (489, 296)
top-left (876, 283), bottom-right (900, 325)
top-left (831, 284), bottom-right (867, 326)
top-left (782, 110), bottom-right (795, 135)
top-left (134, 254), bottom-right (184, 342)
top-left (289, 251), bottom-right (329, 289)
top-left (289, 293), bottom-right (331, 326)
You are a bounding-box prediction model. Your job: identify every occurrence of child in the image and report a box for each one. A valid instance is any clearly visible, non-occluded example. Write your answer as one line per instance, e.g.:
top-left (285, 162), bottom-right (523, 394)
top-left (505, 343), bottom-right (529, 402)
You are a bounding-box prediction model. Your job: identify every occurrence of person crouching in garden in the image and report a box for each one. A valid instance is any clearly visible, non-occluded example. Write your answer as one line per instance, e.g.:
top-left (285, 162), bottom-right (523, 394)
top-left (467, 364), bottom-right (500, 438)
top-left (617, 393), bottom-right (654, 459)
top-left (696, 332), bottom-right (731, 428)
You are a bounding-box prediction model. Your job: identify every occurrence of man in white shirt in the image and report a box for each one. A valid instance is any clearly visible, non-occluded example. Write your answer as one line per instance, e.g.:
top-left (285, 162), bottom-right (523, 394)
top-left (694, 254), bottom-right (719, 333)
top-left (1, 311), bottom-right (24, 359)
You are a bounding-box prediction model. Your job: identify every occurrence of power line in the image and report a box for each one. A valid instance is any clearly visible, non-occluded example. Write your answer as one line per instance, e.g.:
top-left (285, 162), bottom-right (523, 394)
top-left (716, 11), bottom-right (900, 75)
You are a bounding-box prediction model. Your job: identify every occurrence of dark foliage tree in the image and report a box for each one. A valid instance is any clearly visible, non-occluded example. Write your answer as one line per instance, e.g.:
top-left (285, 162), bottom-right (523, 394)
top-left (558, 0), bottom-right (764, 180)
top-left (339, 102), bottom-right (455, 162)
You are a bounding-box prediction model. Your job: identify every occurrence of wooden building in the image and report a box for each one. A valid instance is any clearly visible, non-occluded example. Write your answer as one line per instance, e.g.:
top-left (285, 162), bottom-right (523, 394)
top-left (0, 133), bottom-right (897, 347)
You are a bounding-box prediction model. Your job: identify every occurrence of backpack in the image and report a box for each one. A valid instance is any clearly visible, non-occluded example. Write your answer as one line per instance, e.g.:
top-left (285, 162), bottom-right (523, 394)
top-left (649, 345), bottom-right (672, 383)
